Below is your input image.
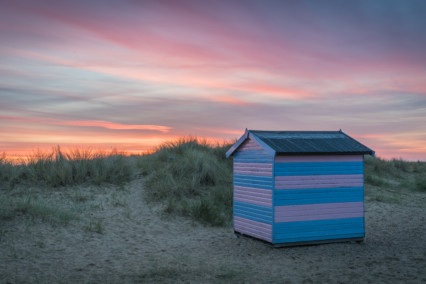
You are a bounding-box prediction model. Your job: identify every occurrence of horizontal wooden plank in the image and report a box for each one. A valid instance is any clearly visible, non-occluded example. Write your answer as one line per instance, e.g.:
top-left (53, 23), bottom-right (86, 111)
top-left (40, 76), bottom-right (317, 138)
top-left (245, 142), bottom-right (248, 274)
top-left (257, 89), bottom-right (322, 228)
top-left (275, 183), bottom-right (363, 190)
top-left (274, 228), bottom-right (364, 240)
top-left (275, 174), bottom-right (363, 189)
top-left (273, 233), bottom-right (365, 244)
top-left (235, 190), bottom-right (272, 199)
top-left (234, 226), bottom-right (272, 242)
top-left (274, 202), bottom-right (363, 222)
top-left (234, 181), bottom-right (274, 190)
top-left (275, 170), bottom-right (363, 176)
top-left (234, 216), bottom-right (272, 231)
top-left (274, 196), bottom-right (364, 206)
top-left (276, 212), bottom-right (363, 223)
top-left (234, 162), bottom-right (273, 168)
top-left (274, 217), bottom-right (364, 231)
top-left (238, 138), bottom-right (264, 151)
top-left (274, 188), bottom-right (363, 199)
top-left (234, 216), bottom-right (272, 241)
top-left (275, 174), bottom-right (363, 181)
top-left (274, 162), bottom-right (363, 176)
top-left (235, 150), bottom-right (271, 157)
top-left (234, 174), bottom-right (273, 181)
top-left (235, 185), bottom-right (272, 194)
top-left (275, 155), bottom-right (363, 163)
top-left (234, 201), bottom-right (273, 224)
top-left (234, 158), bottom-right (273, 163)
top-left (234, 170), bottom-right (273, 177)
top-left (275, 201), bottom-right (363, 213)
top-left (234, 174), bottom-right (274, 189)
top-left (275, 161), bottom-right (363, 168)
top-left (234, 196), bottom-right (272, 207)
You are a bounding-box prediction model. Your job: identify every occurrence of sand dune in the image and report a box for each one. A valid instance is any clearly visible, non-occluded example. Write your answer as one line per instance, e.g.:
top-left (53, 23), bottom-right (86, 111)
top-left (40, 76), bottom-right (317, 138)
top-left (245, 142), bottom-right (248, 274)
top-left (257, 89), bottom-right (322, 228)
top-left (1, 178), bottom-right (425, 283)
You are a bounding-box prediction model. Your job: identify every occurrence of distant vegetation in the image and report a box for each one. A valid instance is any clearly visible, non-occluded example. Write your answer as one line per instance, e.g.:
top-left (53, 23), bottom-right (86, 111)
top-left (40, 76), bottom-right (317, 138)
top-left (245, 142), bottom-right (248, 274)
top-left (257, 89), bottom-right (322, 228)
top-left (364, 155), bottom-right (426, 203)
top-left (1, 140), bottom-right (425, 226)
top-left (0, 146), bottom-right (136, 188)
top-left (139, 137), bottom-right (233, 226)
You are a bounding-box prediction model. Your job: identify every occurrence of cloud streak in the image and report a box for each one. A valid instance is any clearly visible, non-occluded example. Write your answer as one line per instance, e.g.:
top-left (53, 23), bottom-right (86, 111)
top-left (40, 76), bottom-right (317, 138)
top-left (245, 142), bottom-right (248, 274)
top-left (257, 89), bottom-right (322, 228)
top-left (0, 115), bottom-right (172, 133)
top-left (1, 0), bottom-right (426, 160)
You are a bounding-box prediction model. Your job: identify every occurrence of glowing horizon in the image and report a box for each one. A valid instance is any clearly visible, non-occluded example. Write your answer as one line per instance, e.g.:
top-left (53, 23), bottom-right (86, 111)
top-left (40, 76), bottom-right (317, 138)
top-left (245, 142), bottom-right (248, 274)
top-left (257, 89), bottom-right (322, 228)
top-left (1, 1), bottom-right (426, 161)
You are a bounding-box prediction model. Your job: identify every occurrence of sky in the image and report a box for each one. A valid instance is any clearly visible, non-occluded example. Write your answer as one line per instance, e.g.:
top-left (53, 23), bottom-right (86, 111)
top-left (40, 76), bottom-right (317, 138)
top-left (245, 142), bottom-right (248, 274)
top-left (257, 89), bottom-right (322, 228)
top-left (1, 0), bottom-right (426, 160)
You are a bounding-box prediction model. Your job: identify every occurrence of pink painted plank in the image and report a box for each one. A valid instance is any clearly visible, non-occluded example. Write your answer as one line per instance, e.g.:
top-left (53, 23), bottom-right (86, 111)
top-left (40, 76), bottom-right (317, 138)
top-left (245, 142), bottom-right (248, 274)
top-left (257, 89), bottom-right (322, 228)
top-left (234, 196), bottom-right (272, 207)
top-left (234, 186), bottom-right (272, 206)
top-left (234, 171), bottom-right (273, 177)
top-left (275, 202), bottom-right (363, 212)
top-left (275, 174), bottom-right (363, 189)
top-left (234, 190), bottom-right (272, 199)
top-left (234, 185), bottom-right (272, 195)
top-left (234, 216), bottom-right (272, 241)
top-left (275, 155), bottom-right (363, 163)
top-left (234, 162), bottom-right (272, 177)
top-left (234, 216), bottom-right (272, 230)
top-left (274, 202), bottom-right (363, 222)
top-left (238, 138), bottom-right (264, 151)
top-left (234, 164), bottom-right (272, 170)
top-left (275, 212), bottom-right (363, 223)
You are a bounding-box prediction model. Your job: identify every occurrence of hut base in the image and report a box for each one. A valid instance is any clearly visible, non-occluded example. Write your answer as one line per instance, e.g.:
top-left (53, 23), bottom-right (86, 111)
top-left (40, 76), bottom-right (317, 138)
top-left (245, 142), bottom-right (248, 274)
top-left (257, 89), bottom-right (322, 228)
top-left (234, 231), bottom-right (364, 248)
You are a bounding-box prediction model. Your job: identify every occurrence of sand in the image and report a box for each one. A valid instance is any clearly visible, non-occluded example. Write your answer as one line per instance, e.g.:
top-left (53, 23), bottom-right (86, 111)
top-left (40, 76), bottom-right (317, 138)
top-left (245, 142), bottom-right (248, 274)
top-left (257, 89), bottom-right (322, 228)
top-left (1, 178), bottom-right (425, 283)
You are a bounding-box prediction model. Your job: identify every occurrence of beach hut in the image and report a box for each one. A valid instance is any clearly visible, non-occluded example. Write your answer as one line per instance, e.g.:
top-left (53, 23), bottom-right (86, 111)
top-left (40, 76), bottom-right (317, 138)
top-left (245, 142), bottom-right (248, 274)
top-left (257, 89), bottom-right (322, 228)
top-left (226, 129), bottom-right (374, 246)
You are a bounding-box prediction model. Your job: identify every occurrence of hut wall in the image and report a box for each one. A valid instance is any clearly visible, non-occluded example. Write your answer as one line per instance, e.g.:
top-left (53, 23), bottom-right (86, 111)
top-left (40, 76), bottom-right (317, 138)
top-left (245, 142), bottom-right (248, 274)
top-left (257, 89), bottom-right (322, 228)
top-left (233, 138), bottom-right (273, 242)
top-left (272, 155), bottom-right (365, 244)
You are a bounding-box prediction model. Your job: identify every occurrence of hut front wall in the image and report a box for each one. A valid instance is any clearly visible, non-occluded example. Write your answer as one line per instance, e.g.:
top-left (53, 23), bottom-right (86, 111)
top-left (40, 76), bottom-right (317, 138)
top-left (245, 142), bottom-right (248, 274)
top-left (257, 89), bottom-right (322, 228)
top-left (272, 155), bottom-right (365, 244)
top-left (233, 138), bottom-right (273, 242)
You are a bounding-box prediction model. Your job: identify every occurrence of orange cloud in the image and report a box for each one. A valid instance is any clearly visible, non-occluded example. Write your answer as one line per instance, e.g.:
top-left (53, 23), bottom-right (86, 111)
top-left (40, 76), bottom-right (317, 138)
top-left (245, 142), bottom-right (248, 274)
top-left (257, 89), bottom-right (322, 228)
top-left (58, 120), bottom-right (171, 132)
top-left (0, 115), bottom-right (172, 133)
top-left (207, 95), bottom-right (251, 106)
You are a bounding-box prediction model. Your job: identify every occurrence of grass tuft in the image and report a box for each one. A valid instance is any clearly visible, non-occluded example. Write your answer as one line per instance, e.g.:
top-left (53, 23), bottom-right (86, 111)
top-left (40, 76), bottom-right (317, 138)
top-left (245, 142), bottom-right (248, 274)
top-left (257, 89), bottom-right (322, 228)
top-left (0, 147), bottom-right (137, 188)
top-left (364, 156), bottom-right (426, 202)
top-left (140, 137), bottom-right (233, 226)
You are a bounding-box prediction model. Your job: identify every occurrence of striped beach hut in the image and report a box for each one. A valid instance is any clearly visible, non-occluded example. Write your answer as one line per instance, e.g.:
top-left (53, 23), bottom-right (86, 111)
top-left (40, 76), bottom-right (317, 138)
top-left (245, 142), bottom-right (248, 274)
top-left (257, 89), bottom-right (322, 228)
top-left (226, 129), bottom-right (374, 246)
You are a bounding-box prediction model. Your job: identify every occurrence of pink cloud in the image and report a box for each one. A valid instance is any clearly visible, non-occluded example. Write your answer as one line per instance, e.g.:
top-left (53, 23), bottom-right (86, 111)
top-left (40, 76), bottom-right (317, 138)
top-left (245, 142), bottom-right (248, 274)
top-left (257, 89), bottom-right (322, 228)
top-left (0, 115), bottom-right (172, 133)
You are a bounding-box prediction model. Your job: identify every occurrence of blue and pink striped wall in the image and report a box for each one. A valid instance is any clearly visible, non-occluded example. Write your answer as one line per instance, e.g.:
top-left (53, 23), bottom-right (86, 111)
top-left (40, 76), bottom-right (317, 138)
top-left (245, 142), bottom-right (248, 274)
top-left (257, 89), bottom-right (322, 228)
top-left (232, 138), bottom-right (365, 245)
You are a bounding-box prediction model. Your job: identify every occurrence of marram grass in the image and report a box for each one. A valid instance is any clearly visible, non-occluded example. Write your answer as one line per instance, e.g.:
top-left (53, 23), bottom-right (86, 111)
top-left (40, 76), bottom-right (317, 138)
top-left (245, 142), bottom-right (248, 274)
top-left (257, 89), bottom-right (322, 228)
top-left (1, 140), bottom-right (425, 227)
top-left (140, 137), bottom-right (234, 226)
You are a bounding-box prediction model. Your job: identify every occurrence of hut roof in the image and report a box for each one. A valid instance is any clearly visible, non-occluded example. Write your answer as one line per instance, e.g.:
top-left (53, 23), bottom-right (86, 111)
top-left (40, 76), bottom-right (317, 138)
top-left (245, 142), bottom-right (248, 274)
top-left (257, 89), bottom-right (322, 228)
top-left (226, 129), bottom-right (374, 157)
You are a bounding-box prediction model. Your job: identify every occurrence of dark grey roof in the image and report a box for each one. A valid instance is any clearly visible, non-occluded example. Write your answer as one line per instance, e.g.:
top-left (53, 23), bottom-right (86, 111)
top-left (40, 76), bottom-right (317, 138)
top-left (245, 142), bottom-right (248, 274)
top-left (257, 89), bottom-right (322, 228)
top-left (250, 130), bottom-right (374, 155)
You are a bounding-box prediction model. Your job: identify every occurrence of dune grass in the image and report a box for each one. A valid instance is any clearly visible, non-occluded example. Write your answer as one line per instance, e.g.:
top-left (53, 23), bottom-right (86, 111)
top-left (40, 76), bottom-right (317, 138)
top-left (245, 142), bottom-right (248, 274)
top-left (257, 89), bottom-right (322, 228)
top-left (0, 147), bottom-right (137, 189)
top-left (364, 156), bottom-right (426, 203)
top-left (1, 140), bottom-right (425, 227)
top-left (139, 137), bottom-right (233, 226)
top-left (0, 191), bottom-right (78, 225)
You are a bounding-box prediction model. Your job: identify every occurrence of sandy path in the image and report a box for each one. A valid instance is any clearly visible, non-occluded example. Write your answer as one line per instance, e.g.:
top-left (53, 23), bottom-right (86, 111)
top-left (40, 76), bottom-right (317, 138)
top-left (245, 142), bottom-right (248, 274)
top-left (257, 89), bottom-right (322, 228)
top-left (1, 179), bottom-right (425, 283)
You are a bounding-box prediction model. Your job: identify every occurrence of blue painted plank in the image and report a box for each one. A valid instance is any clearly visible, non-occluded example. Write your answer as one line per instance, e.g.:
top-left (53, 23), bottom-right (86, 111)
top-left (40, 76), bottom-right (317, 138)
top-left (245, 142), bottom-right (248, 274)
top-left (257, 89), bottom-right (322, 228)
top-left (233, 174), bottom-right (274, 189)
top-left (274, 161), bottom-right (363, 168)
top-left (274, 217), bottom-right (364, 232)
top-left (274, 162), bottom-right (363, 176)
top-left (274, 170), bottom-right (363, 176)
top-left (275, 191), bottom-right (364, 200)
top-left (274, 195), bottom-right (364, 206)
top-left (234, 181), bottom-right (274, 189)
top-left (273, 233), bottom-right (365, 244)
top-left (274, 228), bottom-right (364, 239)
top-left (275, 187), bottom-right (364, 195)
top-left (234, 201), bottom-right (273, 224)
top-left (274, 187), bottom-right (364, 204)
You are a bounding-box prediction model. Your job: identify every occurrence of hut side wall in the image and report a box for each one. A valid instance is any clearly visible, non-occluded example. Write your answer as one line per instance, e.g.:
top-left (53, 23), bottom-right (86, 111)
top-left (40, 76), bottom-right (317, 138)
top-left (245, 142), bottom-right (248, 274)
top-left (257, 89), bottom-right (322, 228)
top-left (272, 155), bottom-right (365, 244)
top-left (233, 138), bottom-right (273, 242)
